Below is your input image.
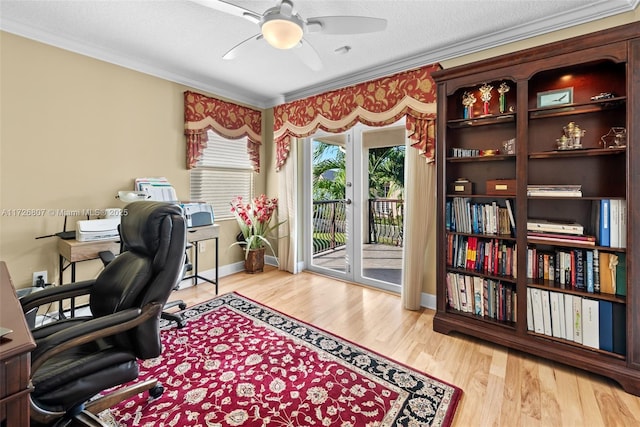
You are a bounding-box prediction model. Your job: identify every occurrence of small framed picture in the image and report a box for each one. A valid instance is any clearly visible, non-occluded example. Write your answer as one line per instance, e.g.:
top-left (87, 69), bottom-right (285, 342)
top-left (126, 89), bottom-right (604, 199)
top-left (537, 87), bottom-right (573, 108)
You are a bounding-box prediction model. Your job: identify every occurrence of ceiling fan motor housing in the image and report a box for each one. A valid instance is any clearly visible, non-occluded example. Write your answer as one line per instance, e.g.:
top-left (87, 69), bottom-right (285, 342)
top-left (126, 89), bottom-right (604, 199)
top-left (260, 1), bottom-right (305, 49)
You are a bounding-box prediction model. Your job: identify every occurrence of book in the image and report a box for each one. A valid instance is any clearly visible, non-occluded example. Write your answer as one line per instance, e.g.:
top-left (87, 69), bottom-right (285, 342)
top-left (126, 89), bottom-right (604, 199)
top-left (619, 200), bottom-right (627, 248)
top-left (527, 219), bottom-right (584, 235)
top-left (612, 302), bottom-right (627, 355)
top-left (527, 232), bottom-right (595, 242)
top-left (473, 276), bottom-right (483, 316)
top-left (599, 252), bottom-right (617, 294)
top-left (550, 292), bottom-right (564, 339)
top-left (574, 249), bottom-right (585, 290)
top-left (585, 250), bottom-right (594, 293)
top-left (572, 296), bottom-right (582, 344)
top-left (582, 298), bottom-right (599, 349)
top-left (527, 185), bottom-right (582, 197)
top-left (564, 294), bottom-right (574, 341)
top-left (598, 300), bottom-right (613, 352)
top-left (599, 199), bottom-right (610, 247)
top-left (527, 234), bottom-right (596, 246)
top-left (616, 253), bottom-right (626, 297)
top-left (557, 291), bottom-right (566, 340)
top-left (610, 199), bottom-right (620, 248)
top-left (526, 288), bottom-right (534, 331)
top-left (530, 288), bottom-right (545, 334)
top-left (505, 199), bottom-right (516, 235)
top-left (527, 184), bottom-right (582, 191)
top-left (527, 190), bottom-right (583, 197)
top-left (541, 290), bottom-right (552, 336)
top-left (593, 248), bottom-right (600, 293)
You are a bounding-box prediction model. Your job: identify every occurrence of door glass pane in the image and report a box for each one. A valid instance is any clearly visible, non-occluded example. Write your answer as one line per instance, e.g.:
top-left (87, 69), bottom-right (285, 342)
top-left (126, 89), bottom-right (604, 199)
top-left (311, 138), bottom-right (347, 274)
top-left (361, 132), bottom-right (405, 285)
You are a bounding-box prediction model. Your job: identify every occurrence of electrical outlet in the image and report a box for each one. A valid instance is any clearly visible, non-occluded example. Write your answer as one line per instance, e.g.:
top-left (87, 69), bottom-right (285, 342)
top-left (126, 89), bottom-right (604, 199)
top-left (199, 242), bottom-right (206, 253)
top-left (33, 270), bottom-right (48, 287)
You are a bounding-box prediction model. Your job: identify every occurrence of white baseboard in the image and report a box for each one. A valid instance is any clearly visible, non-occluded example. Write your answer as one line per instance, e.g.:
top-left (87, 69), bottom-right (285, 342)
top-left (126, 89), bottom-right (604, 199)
top-left (421, 292), bottom-right (437, 310)
top-left (178, 261), bottom-right (439, 311)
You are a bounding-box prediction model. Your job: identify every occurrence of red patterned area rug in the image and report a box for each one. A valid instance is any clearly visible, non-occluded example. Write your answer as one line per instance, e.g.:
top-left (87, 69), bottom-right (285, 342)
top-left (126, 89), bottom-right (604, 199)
top-left (101, 292), bottom-right (462, 426)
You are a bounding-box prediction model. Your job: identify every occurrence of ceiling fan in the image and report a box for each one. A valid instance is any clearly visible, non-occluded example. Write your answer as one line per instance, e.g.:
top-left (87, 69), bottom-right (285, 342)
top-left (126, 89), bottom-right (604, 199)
top-left (192, 0), bottom-right (387, 71)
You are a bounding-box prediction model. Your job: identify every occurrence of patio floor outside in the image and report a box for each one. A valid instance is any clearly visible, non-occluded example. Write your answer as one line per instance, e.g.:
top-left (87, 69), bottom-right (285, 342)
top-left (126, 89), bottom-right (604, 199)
top-left (311, 243), bottom-right (403, 285)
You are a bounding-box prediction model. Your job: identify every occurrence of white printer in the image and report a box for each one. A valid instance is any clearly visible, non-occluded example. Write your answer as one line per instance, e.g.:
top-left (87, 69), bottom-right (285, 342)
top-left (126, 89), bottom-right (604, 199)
top-left (181, 203), bottom-right (214, 228)
top-left (76, 218), bottom-right (120, 242)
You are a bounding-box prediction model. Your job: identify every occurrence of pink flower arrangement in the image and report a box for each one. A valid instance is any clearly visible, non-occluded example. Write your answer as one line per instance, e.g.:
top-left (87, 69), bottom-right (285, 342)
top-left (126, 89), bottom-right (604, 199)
top-left (230, 195), bottom-right (281, 253)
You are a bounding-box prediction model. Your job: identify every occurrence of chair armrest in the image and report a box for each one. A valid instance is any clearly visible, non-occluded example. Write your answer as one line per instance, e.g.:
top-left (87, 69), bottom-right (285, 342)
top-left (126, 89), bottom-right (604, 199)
top-left (31, 302), bottom-right (163, 372)
top-left (20, 280), bottom-right (95, 313)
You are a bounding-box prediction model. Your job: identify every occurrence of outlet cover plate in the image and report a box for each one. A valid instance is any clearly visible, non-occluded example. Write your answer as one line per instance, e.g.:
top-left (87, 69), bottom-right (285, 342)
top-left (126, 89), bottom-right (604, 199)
top-left (33, 270), bottom-right (48, 287)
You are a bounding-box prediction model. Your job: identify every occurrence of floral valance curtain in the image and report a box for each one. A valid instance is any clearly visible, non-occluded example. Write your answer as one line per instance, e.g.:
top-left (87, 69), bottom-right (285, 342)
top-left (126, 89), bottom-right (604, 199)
top-left (184, 91), bottom-right (263, 171)
top-left (273, 63), bottom-right (440, 170)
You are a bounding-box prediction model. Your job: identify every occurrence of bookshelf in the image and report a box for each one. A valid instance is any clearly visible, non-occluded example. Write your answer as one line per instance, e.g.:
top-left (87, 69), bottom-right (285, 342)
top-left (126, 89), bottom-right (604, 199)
top-left (432, 22), bottom-right (640, 395)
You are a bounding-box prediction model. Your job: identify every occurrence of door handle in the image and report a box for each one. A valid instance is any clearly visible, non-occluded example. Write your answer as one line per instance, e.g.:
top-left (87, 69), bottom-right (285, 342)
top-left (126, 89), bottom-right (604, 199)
top-left (345, 199), bottom-right (352, 205)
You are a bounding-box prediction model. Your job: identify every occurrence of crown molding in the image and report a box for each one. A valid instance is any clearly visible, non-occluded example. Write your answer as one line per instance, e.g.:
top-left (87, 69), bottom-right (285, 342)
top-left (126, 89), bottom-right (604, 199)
top-left (2, 0), bottom-right (637, 110)
top-left (274, 0), bottom-right (639, 107)
top-left (0, 17), bottom-right (273, 108)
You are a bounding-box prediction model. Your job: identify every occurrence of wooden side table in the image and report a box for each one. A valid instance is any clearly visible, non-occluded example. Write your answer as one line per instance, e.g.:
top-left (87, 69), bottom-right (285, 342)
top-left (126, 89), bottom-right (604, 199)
top-left (185, 224), bottom-right (219, 294)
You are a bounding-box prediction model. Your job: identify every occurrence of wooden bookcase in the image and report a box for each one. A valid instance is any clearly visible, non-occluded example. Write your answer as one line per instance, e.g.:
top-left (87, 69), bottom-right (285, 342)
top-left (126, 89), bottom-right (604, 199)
top-left (432, 21), bottom-right (640, 395)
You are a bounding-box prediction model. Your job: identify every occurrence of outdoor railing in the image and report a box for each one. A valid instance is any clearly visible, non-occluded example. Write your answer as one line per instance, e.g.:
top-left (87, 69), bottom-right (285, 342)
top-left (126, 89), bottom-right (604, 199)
top-left (312, 198), bottom-right (404, 255)
top-left (312, 200), bottom-right (347, 255)
top-left (369, 198), bottom-right (404, 246)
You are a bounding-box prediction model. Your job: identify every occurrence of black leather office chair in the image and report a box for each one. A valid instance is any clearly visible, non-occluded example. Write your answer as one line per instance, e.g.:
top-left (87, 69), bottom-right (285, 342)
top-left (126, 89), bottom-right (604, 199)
top-left (21, 201), bottom-right (186, 426)
top-left (98, 236), bottom-right (191, 328)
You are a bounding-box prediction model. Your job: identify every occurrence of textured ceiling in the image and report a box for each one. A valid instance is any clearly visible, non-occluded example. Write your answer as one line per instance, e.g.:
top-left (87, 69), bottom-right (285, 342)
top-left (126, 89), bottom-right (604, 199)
top-left (1, 0), bottom-right (638, 108)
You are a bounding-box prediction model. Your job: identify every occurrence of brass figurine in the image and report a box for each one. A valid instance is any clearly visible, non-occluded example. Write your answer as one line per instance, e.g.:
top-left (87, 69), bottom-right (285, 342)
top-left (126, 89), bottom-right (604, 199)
top-left (462, 91), bottom-right (476, 119)
top-left (479, 83), bottom-right (493, 115)
top-left (498, 82), bottom-right (510, 114)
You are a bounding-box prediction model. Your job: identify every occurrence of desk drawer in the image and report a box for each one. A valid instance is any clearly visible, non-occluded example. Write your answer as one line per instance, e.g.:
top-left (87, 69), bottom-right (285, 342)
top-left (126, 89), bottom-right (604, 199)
top-left (187, 225), bottom-right (219, 242)
top-left (57, 239), bottom-right (120, 263)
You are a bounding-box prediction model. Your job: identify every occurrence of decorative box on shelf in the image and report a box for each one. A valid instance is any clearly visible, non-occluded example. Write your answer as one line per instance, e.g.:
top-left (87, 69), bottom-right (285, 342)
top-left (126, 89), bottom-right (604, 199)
top-left (486, 179), bottom-right (516, 196)
top-left (449, 178), bottom-right (473, 195)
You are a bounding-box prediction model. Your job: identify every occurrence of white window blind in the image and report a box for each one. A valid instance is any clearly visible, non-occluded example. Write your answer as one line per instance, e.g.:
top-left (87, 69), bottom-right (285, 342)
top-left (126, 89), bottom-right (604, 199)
top-left (190, 131), bottom-right (253, 220)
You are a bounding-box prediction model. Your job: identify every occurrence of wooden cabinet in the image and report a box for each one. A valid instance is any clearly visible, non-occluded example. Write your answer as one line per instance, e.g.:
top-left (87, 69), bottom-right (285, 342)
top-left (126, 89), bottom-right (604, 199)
top-left (1, 261), bottom-right (36, 426)
top-left (432, 21), bottom-right (640, 395)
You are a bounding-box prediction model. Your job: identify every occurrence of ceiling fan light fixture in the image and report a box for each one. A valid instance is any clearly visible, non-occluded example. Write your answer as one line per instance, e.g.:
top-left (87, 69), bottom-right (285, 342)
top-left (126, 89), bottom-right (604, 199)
top-left (261, 15), bottom-right (303, 49)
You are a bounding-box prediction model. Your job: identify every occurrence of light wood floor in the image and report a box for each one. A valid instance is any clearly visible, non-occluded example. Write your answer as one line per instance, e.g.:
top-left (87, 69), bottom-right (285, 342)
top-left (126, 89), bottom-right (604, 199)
top-left (170, 266), bottom-right (640, 426)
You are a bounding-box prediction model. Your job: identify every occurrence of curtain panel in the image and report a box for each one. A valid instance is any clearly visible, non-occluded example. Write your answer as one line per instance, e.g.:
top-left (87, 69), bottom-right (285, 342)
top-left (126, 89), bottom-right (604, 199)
top-left (184, 91), bottom-right (263, 172)
top-left (273, 63), bottom-right (440, 170)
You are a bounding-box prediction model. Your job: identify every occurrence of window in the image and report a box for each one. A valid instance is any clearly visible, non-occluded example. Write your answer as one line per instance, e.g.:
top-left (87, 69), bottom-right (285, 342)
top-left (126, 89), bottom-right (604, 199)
top-left (190, 130), bottom-right (254, 220)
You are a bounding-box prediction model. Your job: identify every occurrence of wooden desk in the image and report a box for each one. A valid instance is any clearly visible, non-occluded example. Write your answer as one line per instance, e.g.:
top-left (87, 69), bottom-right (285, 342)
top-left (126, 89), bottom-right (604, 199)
top-left (57, 225), bottom-right (219, 294)
top-left (185, 224), bottom-right (219, 294)
top-left (0, 261), bottom-right (36, 427)
top-left (57, 238), bottom-right (120, 285)
top-left (57, 238), bottom-right (121, 317)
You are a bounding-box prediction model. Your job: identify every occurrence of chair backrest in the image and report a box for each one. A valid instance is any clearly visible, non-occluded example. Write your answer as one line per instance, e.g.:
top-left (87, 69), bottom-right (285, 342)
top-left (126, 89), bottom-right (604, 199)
top-left (90, 201), bottom-right (186, 359)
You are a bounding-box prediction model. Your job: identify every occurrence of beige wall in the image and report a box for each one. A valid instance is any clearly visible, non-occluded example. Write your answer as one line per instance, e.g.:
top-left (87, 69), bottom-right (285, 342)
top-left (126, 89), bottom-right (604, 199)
top-left (0, 32), bottom-right (266, 289)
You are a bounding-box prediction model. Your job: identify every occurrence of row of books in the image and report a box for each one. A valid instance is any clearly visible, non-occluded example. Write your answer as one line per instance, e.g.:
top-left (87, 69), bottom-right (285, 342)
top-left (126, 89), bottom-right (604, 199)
top-left (527, 184), bottom-right (582, 197)
top-left (447, 235), bottom-right (517, 278)
top-left (527, 288), bottom-right (625, 355)
top-left (446, 273), bottom-right (517, 322)
top-left (527, 246), bottom-right (626, 296)
top-left (594, 199), bottom-right (627, 248)
top-left (449, 147), bottom-right (482, 158)
top-left (446, 197), bottom-right (515, 235)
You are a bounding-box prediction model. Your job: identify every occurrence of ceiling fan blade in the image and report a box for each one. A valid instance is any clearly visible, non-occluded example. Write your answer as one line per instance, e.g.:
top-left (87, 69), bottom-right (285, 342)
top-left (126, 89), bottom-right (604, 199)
top-left (223, 33), bottom-right (263, 60)
top-left (292, 38), bottom-right (322, 71)
top-left (191, 0), bottom-right (262, 24)
top-left (306, 16), bottom-right (387, 35)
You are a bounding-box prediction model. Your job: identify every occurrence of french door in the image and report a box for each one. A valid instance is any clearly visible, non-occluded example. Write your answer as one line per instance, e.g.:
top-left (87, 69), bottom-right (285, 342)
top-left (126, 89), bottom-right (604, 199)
top-left (303, 121), bottom-right (406, 292)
